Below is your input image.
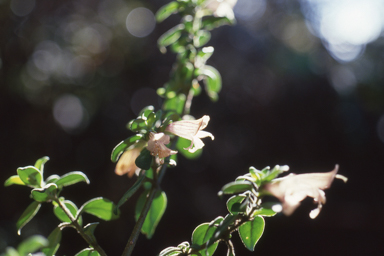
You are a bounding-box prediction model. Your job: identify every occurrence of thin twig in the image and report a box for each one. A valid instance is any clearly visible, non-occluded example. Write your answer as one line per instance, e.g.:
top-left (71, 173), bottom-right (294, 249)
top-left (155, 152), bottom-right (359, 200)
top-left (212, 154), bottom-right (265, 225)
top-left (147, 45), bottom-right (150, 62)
top-left (54, 198), bottom-right (108, 256)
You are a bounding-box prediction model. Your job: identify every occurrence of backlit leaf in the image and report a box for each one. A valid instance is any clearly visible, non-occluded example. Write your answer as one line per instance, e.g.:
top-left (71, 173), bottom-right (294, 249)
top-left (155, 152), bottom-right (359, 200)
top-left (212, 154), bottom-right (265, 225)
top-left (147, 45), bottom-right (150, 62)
top-left (111, 134), bottom-right (145, 163)
top-left (55, 171), bottom-right (90, 187)
top-left (4, 175), bottom-right (25, 187)
top-left (42, 227), bottom-right (62, 256)
top-left (81, 197), bottom-right (120, 221)
top-left (17, 201), bottom-right (41, 235)
top-left (238, 216), bottom-right (265, 251)
top-left (17, 166), bottom-right (42, 188)
top-left (17, 235), bottom-right (48, 256)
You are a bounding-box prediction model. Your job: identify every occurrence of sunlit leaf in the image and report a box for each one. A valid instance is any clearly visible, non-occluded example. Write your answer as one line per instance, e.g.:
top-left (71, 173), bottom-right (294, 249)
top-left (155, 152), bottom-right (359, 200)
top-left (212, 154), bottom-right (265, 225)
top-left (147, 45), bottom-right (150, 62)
top-left (220, 181), bottom-right (254, 195)
top-left (156, 1), bottom-right (179, 22)
top-left (226, 195), bottom-right (247, 215)
top-left (55, 171), bottom-right (90, 187)
top-left (111, 134), bottom-right (145, 162)
top-left (17, 166), bottom-right (42, 188)
top-left (159, 246), bottom-right (182, 256)
top-left (53, 199), bottom-right (82, 225)
top-left (81, 197), bottom-right (119, 221)
top-left (75, 248), bottom-right (100, 256)
top-left (202, 16), bottom-right (234, 30)
top-left (42, 227), bottom-right (62, 256)
top-left (194, 30), bottom-right (211, 47)
top-left (135, 148), bottom-right (152, 171)
top-left (17, 235), bottom-right (48, 256)
top-left (135, 190), bottom-right (167, 239)
top-left (31, 183), bottom-right (57, 203)
top-left (191, 223), bottom-right (218, 256)
top-left (158, 24), bottom-right (184, 50)
top-left (163, 94), bottom-right (186, 115)
top-left (34, 156), bottom-right (50, 174)
top-left (128, 118), bottom-right (148, 132)
top-left (84, 223), bottom-right (99, 238)
top-left (199, 65), bottom-right (222, 101)
top-left (16, 201), bottom-right (41, 235)
top-left (4, 175), bottom-right (25, 187)
top-left (238, 216), bottom-right (265, 251)
top-left (45, 175), bottom-right (60, 184)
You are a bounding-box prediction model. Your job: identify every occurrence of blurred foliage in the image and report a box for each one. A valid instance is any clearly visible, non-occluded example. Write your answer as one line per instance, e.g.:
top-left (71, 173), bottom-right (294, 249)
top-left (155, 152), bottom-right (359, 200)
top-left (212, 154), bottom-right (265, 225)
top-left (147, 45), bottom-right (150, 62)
top-left (1, 0), bottom-right (384, 255)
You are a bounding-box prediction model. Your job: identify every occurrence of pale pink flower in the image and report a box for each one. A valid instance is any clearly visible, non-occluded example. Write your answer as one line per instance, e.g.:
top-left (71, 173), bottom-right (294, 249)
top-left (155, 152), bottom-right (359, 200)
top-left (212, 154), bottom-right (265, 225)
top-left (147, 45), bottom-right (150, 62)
top-left (262, 165), bottom-right (347, 219)
top-left (165, 115), bottom-right (214, 153)
top-left (147, 132), bottom-right (177, 159)
top-left (115, 142), bottom-right (145, 177)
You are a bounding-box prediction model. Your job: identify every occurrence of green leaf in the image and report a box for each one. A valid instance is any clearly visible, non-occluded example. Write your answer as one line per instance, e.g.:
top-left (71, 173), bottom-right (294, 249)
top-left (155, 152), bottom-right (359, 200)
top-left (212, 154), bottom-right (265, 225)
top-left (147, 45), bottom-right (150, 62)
top-left (202, 16), bottom-right (234, 30)
top-left (253, 202), bottom-right (279, 217)
top-left (17, 166), bottom-right (42, 188)
top-left (34, 156), bottom-right (50, 174)
top-left (84, 223), bottom-right (99, 239)
top-left (135, 148), bottom-right (152, 171)
top-left (45, 174), bottom-right (60, 184)
top-left (31, 183), bottom-right (57, 203)
top-left (128, 118), bottom-right (148, 132)
top-left (17, 235), bottom-right (48, 256)
top-left (135, 190), bottom-right (167, 239)
top-left (194, 30), bottom-right (211, 47)
top-left (53, 200), bottom-right (82, 225)
top-left (176, 137), bottom-right (202, 159)
top-left (191, 223), bottom-right (218, 256)
top-left (16, 201), bottom-right (41, 235)
top-left (139, 105), bottom-right (155, 118)
top-left (199, 65), bottom-right (222, 101)
top-left (207, 214), bottom-right (238, 247)
top-left (81, 197), bottom-right (120, 221)
top-left (4, 175), bottom-right (25, 187)
top-left (55, 171), bottom-right (90, 187)
top-left (163, 94), bottom-right (186, 115)
top-left (156, 1), bottom-right (179, 22)
top-left (158, 24), bottom-right (184, 49)
top-left (42, 227), bottom-right (62, 256)
top-left (226, 195), bottom-right (247, 215)
top-left (263, 165), bottom-right (289, 183)
top-left (220, 181), bottom-right (254, 195)
top-left (75, 248), bottom-right (100, 256)
top-left (116, 172), bottom-right (146, 212)
top-left (238, 216), bottom-right (265, 251)
top-left (3, 247), bottom-right (18, 256)
top-left (159, 246), bottom-right (182, 256)
top-left (111, 134), bottom-right (145, 162)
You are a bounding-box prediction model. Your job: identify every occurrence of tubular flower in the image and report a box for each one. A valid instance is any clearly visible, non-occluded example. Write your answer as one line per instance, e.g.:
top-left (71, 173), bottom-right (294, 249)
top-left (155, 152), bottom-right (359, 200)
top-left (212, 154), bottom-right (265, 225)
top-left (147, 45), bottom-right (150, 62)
top-left (115, 141), bottom-right (146, 178)
top-left (262, 165), bottom-right (347, 219)
top-left (165, 115), bottom-right (214, 153)
top-left (147, 132), bottom-right (177, 159)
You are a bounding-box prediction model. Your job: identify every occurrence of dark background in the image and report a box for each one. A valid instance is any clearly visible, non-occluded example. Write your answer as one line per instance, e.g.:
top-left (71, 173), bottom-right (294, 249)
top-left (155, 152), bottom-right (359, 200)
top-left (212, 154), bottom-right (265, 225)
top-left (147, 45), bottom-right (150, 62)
top-left (1, 0), bottom-right (384, 255)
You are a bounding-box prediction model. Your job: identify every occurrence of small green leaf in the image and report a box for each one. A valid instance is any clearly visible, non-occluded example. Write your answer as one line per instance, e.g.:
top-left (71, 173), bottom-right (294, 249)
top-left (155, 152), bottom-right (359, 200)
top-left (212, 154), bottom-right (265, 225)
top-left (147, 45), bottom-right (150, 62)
top-left (17, 235), bottom-right (48, 256)
top-left (238, 216), bottom-right (265, 251)
top-left (55, 171), bottom-right (90, 187)
top-left (139, 105), bottom-right (155, 118)
top-left (34, 156), bottom-right (50, 174)
top-left (111, 134), bottom-right (145, 162)
top-left (226, 195), bottom-right (247, 214)
top-left (16, 201), bottom-right (41, 235)
top-left (191, 223), bottom-right (218, 256)
top-left (17, 166), bottom-right (42, 188)
top-left (4, 175), bottom-right (25, 187)
top-left (163, 94), bottom-right (186, 115)
top-left (220, 181), bottom-right (254, 195)
top-left (156, 1), bottom-right (179, 22)
top-left (45, 175), bottom-right (60, 184)
top-left (128, 118), bottom-right (148, 132)
top-left (202, 16), bottom-right (234, 30)
top-left (253, 202), bottom-right (279, 217)
top-left (116, 172), bottom-right (146, 212)
top-left (207, 214), bottom-right (238, 247)
top-left (42, 227), bottom-right (62, 256)
top-left (84, 223), bottom-right (99, 238)
top-left (199, 65), bottom-right (222, 102)
top-left (135, 190), bottom-right (167, 239)
top-left (31, 183), bottom-right (57, 203)
top-left (81, 197), bottom-right (120, 221)
top-left (159, 246), bottom-right (182, 256)
top-left (158, 24), bottom-right (184, 49)
top-left (194, 30), bottom-right (211, 47)
top-left (263, 165), bottom-right (289, 183)
top-left (53, 200), bottom-right (82, 225)
top-left (3, 247), bottom-right (18, 256)
top-left (75, 248), bottom-right (100, 256)
top-left (135, 148), bottom-right (152, 171)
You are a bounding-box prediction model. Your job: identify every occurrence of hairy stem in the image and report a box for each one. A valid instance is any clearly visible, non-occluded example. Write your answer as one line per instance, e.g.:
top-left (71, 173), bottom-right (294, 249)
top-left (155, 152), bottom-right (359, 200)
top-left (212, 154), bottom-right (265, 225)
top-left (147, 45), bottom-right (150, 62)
top-left (54, 198), bottom-right (108, 256)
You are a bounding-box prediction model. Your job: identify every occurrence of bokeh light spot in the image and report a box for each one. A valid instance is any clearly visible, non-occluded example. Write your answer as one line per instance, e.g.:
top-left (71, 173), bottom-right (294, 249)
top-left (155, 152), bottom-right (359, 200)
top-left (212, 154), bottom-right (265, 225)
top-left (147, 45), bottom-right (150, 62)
top-left (233, 0), bottom-right (266, 21)
top-left (10, 0), bottom-right (35, 17)
top-left (53, 94), bottom-right (87, 132)
top-left (126, 7), bottom-right (156, 38)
